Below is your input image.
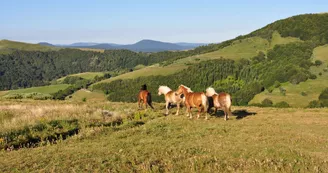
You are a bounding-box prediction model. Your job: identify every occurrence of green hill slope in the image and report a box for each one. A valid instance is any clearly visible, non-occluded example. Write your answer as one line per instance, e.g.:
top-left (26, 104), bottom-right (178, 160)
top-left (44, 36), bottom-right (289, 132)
top-left (0, 40), bottom-right (59, 54)
top-left (250, 44), bottom-right (328, 107)
top-left (4, 84), bottom-right (71, 95)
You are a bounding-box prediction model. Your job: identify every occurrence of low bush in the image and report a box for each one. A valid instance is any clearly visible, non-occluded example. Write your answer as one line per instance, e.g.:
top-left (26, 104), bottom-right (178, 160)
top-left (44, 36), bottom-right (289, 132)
top-left (274, 101), bottom-right (290, 108)
top-left (261, 98), bottom-right (273, 107)
top-left (307, 100), bottom-right (323, 108)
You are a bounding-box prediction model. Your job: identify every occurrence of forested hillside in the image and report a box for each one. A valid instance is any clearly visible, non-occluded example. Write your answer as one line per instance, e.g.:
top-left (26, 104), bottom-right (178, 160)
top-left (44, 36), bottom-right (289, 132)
top-left (0, 49), bottom-right (147, 90)
top-left (248, 13), bottom-right (328, 44)
top-left (93, 41), bottom-right (316, 105)
top-left (0, 37), bottom-right (241, 90)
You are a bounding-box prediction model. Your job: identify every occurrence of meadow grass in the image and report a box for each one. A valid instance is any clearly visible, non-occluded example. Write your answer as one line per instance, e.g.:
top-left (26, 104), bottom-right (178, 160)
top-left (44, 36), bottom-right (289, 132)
top-left (269, 31), bottom-right (302, 48)
top-left (0, 91), bottom-right (8, 97)
top-left (0, 99), bottom-right (328, 172)
top-left (250, 44), bottom-right (328, 107)
top-left (57, 72), bottom-right (105, 82)
top-left (66, 89), bottom-right (107, 102)
top-left (4, 84), bottom-right (71, 95)
top-left (94, 64), bottom-right (187, 85)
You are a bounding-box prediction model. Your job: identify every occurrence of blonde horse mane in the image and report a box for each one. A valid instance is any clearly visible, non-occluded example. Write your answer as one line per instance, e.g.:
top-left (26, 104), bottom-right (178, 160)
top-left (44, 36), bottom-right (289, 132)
top-left (180, 84), bottom-right (193, 93)
top-left (158, 86), bottom-right (172, 95)
top-left (206, 87), bottom-right (217, 97)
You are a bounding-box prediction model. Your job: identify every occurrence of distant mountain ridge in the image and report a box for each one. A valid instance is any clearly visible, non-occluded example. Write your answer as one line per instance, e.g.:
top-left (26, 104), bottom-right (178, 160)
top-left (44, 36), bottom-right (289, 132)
top-left (38, 40), bottom-right (207, 52)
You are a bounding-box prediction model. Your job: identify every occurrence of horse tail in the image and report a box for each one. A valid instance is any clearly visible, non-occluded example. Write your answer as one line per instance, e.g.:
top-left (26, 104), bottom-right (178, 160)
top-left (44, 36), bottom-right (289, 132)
top-left (201, 93), bottom-right (208, 112)
top-left (147, 92), bottom-right (154, 109)
top-left (205, 87), bottom-right (217, 97)
top-left (226, 94), bottom-right (232, 116)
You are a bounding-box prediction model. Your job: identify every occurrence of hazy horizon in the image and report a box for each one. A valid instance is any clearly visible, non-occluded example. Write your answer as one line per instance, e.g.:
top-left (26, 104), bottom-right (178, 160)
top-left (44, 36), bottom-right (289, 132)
top-left (1, 0), bottom-right (327, 44)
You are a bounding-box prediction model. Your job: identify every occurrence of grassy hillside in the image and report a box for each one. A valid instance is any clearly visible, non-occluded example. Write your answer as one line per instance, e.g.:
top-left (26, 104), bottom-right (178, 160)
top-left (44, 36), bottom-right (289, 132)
top-left (57, 72), bottom-right (105, 82)
top-left (0, 40), bottom-right (59, 54)
top-left (93, 32), bottom-right (300, 86)
top-left (66, 89), bottom-right (107, 102)
top-left (0, 100), bottom-right (328, 172)
top-left (4, 84), bottom-right (71, 95)
top-left (250, 44), bottom-right (328, 107)
top-left (77, 48), bottom-right (105, 53)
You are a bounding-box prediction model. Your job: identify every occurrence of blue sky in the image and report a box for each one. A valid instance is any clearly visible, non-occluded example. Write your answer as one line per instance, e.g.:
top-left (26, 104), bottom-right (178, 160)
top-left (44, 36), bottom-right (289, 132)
top-left (0, 0), bottom-right (327, 44)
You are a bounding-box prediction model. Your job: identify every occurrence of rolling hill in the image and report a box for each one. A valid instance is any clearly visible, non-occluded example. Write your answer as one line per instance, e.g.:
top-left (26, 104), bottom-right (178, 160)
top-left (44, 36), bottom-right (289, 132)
top-left (0, 39), bottom-right (59, 54)
top-left (39, 40), bottom-right (204, 52)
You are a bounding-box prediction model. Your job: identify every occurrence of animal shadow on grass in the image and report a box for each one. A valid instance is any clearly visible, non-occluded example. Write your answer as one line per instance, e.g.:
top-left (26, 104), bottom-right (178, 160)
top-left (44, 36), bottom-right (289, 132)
top-left (210, 109), bottom-right (257, 120)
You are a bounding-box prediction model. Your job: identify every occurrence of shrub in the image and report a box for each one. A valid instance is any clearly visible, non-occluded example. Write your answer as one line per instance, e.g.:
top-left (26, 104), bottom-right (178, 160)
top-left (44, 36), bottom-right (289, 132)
top-left (319, 72), bottom-right (322, 76)
top-left (32, 93), bottom-right (52, 100)
top-left (274, 101), bottom-right (290, 108)
top-left (309, 74), bottom-right (317, 79)
top-left (82, 97), bottom-right (87, 102)
top-left (52, 86), bottom-right (79, 100)
top-left (300, 91), bottom-right (308, 96)
top-left (273, 81), bottom-right (281, 88)
top-left (314, 60), bottom-right (323, 66)
top-left (267, 86), bottom-right (274, 93)
top-left (319, 88), bottom-right (328, 107)
top-left (261, 98), bottom-right (273, 107)
top-left (279, 87), bottom-right (286, 96)
top-left (3, 93), bottom-right (23, 99)
top-left (307, 100), bottom-right (323, 108)
top-left (289, 72), bottom-right (308, 85)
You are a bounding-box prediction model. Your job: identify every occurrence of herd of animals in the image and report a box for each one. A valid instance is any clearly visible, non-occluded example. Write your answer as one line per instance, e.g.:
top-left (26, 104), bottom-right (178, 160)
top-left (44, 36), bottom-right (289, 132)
top-left (138, 84), bottom-right (232, 121)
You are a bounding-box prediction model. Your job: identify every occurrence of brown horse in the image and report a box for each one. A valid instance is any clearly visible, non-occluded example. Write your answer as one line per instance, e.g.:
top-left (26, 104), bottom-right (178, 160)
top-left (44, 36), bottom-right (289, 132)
top-left (138, 84), bottom-right (154, 109)
top-left (176, 85), bottom-right (208, 120)
top-left (158, 85), bottom-right (184, 115)
top-left (206, 87), bottom-right (232, 121)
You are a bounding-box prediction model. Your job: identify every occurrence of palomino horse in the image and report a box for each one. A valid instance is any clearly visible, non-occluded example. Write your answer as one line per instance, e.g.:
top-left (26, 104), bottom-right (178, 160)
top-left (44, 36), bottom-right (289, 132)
top-left (206, 87), bottom-right (232, 121)
top-left (158, 86), bottom-right (184, 115)
top-left (176, 85), bottom-right (208, 120)
top-left (138, 84), bottom-right (154, 109)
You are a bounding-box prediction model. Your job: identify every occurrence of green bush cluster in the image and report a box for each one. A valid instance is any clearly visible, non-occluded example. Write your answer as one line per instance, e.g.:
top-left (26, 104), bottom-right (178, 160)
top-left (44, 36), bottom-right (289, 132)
top-left (307, 88), bottom-right (328, 108)
top-left (3, 93), bottom-right (52, 100)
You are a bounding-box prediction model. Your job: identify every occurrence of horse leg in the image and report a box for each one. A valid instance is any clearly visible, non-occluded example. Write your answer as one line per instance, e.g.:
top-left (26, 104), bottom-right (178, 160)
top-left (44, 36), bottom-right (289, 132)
top-left (224, 107), bottom-right (228, 121)
top-left (176, 102), bottom-right (180, 115)
top-left (214, 108), bottom-right (218, 115)
top-left (144, 99), bottom-right (148, 109)
top-left (138, 99), bottom-right (142, 109)
top-left (197, 107), bottom-right (202, 119)
top-left (186, 104), bottom-right (190, 117)
top-left (228, 106), bottom-right (232, 120)
top-left (204, 106), bottom-right (208, 120)
top-left (165, 101), bottom-right (169, 115)
top-left (188, 107), bottom-right (192, 119)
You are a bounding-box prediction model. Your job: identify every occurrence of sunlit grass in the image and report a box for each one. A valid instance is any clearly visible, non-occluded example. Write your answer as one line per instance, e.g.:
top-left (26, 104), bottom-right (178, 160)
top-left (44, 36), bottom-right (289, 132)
top-left (4, 84), bottom-right (71, 95)
top-left (57, 72), bottom-right (105, 82)
top-left (0, 99), bottom-right (328, 172)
